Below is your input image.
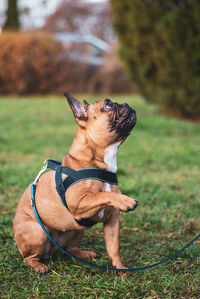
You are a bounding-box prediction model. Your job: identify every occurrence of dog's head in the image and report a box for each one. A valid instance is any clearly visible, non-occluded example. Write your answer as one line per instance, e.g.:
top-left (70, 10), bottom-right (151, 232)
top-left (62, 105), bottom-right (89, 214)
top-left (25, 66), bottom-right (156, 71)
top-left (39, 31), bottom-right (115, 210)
top-left (64, 93), bottom-right (136, 147)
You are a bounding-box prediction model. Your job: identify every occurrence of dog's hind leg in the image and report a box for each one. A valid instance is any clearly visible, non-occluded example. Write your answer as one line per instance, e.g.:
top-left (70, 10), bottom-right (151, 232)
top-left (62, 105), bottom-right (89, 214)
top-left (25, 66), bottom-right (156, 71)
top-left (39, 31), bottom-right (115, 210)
top-left (13, 213), bottom-right (51, 274)
top-left (68, 247), bottom-right (97, 259)
top-left (24, 255), bottom-right (50, 274)
top-left (64, 230), bottom-right (97, 259)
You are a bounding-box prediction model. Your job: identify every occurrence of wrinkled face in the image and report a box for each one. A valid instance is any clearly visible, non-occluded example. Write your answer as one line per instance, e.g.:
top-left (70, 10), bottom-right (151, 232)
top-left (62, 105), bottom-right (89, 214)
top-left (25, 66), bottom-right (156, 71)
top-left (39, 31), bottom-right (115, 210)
top-left (100, 99), bottom-right (137, 142)
top-left (64, 93), bottom-right (136, 147)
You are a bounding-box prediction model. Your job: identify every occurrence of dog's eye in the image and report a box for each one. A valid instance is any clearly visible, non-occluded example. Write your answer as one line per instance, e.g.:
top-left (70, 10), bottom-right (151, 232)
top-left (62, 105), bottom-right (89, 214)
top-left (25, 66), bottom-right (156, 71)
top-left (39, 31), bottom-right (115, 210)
top-left (105, 100), bottom-right (114, 109)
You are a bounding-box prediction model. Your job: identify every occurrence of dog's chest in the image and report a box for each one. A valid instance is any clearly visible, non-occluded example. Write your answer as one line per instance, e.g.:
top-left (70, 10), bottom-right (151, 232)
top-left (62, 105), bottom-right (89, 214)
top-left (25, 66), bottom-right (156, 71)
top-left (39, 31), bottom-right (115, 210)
top-left (98, 144), bottom-right (119, 219)
top-left (98, 183), bottom-right (111, 219)
top-left (104, 143), bottom-right (119, 173)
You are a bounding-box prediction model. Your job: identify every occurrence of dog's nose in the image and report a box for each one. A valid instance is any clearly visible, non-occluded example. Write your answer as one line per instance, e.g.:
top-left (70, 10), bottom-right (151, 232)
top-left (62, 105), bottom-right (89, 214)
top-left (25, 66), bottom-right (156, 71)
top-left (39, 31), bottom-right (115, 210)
top-left (130, 106), bottom-right (136, 117)
top-left (121, 103), bottom-right (136, 115)
top-left (131, 107), bottom-right (136, 115)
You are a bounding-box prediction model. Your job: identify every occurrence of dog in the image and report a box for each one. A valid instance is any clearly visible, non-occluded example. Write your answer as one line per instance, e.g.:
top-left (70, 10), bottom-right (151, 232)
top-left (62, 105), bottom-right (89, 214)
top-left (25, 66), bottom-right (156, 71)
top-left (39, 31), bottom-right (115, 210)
top-left (13, 93), bottom-right (138, 274)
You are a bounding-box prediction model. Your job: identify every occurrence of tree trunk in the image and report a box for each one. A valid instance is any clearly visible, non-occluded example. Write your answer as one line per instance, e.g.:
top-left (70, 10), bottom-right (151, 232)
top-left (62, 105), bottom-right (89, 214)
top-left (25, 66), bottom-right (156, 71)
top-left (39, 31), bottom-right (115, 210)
top-left (3, 0), bottom-right (20, 31)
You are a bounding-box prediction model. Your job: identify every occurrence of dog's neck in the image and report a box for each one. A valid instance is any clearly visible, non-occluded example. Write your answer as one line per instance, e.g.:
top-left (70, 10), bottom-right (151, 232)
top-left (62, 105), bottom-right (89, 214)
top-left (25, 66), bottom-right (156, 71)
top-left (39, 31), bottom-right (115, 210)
top-left (104, 143), bottom-right (119, 172)
top-left (63, 128), bottom-right (119, 172)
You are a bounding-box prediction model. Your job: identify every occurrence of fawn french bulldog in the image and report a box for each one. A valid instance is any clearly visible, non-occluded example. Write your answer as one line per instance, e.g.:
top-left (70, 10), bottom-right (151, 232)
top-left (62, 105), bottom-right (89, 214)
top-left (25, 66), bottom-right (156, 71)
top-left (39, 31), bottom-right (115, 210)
top-left (13, 94), bottom-right (138, 274)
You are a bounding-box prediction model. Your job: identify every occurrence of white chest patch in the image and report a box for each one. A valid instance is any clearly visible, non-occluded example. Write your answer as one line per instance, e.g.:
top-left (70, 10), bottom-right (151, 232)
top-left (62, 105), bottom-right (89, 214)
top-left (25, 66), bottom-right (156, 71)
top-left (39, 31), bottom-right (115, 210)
top-left (98, 146), bottom-right (119, 220)
top-left (105, 183), bottom-right (111, 192)
top-left (98, 208), bottom-right (105, 219)
top-left (104, 143), bottom-right (119, 173)
top-left (98, 184), bottom-right (111, 219)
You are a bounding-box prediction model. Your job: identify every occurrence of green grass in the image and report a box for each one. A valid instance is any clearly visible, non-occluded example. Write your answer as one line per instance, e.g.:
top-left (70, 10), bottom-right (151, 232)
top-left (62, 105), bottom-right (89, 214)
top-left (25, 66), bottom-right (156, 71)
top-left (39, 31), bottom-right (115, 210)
top-left (0, 95), bottom-right (199, 298)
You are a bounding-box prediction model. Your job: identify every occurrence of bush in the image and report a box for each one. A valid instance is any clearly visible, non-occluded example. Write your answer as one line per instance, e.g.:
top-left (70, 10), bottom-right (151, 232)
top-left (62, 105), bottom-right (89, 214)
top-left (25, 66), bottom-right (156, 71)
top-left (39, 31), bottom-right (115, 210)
top-left (0, 32), bottom-right (135, 95)
top-left (0, 32), bottom-right (68, 94)
top-left (110, 0), bottom-right (200, 118)
top-left (0, 32), bottom-right (97, 95)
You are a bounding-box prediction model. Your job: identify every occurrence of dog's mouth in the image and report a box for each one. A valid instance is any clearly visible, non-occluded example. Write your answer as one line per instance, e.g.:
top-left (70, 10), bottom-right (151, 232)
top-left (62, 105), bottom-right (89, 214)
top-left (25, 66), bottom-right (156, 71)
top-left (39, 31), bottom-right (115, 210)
top-left (110, 102), bottom-right (137, 141)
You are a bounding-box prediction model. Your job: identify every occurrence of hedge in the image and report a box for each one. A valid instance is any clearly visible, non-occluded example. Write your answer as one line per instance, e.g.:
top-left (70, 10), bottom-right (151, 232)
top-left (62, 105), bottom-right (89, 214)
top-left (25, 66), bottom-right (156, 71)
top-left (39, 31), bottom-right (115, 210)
top-left (0, 32), bottom-right (73, 94)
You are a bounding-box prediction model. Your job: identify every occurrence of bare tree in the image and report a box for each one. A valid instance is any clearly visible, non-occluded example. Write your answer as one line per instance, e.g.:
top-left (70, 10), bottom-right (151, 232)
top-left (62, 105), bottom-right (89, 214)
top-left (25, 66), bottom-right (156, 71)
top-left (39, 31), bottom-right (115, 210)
top-left (42, 0), bottom-right (115, 42)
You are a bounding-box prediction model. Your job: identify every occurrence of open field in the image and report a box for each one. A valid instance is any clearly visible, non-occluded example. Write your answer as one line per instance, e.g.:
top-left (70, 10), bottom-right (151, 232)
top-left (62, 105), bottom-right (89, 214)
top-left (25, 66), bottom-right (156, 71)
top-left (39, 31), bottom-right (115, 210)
top-left (0, 95), bottom-right (199, 298)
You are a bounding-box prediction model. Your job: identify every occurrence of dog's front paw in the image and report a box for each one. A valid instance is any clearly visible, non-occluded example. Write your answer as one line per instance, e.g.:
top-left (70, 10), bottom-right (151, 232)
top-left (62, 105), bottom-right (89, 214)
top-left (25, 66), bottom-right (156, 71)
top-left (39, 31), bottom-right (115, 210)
top-left (111, 196), bottom-right (138, 212)
top-left (113, 264), bottom-right (128, 276)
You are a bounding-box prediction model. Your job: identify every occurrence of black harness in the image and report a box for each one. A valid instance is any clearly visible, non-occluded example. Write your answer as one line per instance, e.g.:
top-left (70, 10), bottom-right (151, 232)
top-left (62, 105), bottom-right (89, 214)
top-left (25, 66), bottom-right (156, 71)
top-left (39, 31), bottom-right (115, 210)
top-left (46, 159), bottom-right (118, 227)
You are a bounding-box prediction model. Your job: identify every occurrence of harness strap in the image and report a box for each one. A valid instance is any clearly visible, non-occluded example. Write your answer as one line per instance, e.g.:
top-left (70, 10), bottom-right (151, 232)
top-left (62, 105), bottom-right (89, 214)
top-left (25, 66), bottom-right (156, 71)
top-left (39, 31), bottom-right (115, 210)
top-left (54, 164), bottom-right (97, 227)
top-left (55, 165), bottom-right (69, 209)
top-left (47, 159), bottom-right (76, 176)
top-left (62, 168), bottom-right (118, 191)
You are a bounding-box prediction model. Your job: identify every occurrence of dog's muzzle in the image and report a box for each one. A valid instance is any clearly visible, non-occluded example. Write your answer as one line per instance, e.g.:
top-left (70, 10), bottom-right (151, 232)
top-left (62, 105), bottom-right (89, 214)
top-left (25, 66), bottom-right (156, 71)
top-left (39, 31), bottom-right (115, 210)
top-left (110, 103), bottom-right (137, 140)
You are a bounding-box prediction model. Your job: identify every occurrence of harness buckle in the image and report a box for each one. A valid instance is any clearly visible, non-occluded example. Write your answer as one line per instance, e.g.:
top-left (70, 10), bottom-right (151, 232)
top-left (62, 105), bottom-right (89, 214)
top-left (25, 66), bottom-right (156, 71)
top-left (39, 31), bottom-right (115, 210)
top-left (33, 159), bottom-right (49, 185)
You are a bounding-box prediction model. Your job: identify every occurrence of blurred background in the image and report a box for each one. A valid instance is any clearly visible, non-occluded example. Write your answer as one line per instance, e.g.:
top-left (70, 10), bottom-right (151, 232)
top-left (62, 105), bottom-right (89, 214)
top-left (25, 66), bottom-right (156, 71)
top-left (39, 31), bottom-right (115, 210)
top-left (1, 2), bottom-right (200, 296)
top-left (0, 0), bottom-right (200, 119)
top-left (0, 0), bottom-right (135, 96)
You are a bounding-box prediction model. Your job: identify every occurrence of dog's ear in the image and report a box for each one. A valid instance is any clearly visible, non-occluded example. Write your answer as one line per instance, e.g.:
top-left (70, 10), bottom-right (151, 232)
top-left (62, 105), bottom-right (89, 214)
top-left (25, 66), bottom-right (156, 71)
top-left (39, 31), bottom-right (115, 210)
top-left (64, 93), bottom-right (88, 127)
top-left (83, 99), bottom-right (89, 106)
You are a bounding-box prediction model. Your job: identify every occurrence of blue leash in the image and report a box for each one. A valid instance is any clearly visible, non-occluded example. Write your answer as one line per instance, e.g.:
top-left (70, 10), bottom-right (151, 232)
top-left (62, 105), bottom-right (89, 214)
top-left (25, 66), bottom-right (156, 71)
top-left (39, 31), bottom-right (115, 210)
top-left (31, 184), bottom-right (200, 273)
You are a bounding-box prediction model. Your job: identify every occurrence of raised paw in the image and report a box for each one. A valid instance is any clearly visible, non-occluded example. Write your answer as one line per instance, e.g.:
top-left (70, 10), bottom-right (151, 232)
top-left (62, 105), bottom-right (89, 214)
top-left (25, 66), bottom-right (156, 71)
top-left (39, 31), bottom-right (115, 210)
top-left (127, 200), bottom-right (138, 211)
top-left (111, 196), bottom-right (138, 212)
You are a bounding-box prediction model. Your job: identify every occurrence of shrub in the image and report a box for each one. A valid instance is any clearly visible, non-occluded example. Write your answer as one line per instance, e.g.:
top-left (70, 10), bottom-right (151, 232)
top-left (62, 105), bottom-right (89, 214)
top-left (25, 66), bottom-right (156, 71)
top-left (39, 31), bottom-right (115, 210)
top-left (0, 32), bottom-right (69, 94)
top-left (110, 0), bottom-right (200, 118)
top-left (0, 32), bottom-right (135, 95)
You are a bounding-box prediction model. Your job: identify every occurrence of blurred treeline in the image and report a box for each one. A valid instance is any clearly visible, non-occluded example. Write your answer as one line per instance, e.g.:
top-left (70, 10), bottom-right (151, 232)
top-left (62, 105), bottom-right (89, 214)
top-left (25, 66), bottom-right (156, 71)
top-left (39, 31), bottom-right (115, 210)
top-left (1, 0), bottom-right (200, 119)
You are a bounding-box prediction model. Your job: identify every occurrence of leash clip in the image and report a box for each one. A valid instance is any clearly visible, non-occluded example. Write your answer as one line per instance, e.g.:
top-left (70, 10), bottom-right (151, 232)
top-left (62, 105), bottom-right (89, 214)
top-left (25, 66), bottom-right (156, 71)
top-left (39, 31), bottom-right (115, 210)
top-left (33, 159), bottom-right (49, 185)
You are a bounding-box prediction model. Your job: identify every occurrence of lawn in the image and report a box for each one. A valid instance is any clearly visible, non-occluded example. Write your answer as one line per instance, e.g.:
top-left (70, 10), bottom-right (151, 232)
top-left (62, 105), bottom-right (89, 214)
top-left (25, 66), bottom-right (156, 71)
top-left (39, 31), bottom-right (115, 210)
top-left (0, 95), bottom-right (199, 298)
